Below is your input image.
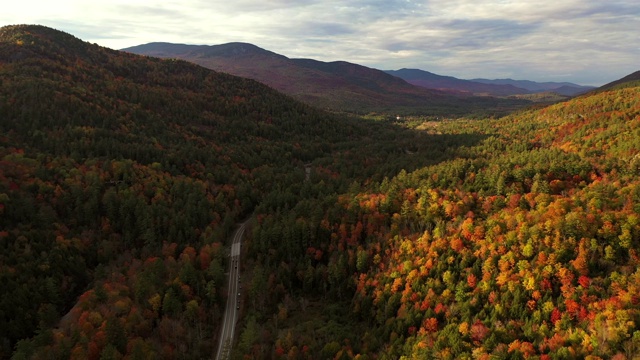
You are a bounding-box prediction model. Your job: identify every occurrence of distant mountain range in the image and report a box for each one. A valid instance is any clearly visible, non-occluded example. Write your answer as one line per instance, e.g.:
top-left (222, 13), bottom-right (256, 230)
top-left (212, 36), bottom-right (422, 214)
top-left (385, 68), bottom-right (594, 96)
top-left (470, 78), bottom-right (596, 96)
top-left (122, 42), bottom-right (444, 113)
top-left (124, 42), bottom-right (595, 107)
top-left (122, 42), bottom-right (530, 116)
top-left (385, 68), bottom-right (532, 96)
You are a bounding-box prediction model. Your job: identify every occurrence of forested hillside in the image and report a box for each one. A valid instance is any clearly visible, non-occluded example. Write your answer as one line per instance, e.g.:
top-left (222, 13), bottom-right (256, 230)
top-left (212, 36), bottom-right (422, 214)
top-left (235, 81), bottom-right (640, 359)
top-left (2, 24), bottom-right (640, 360)
top-left (0, 25), bottom-right (450, 359)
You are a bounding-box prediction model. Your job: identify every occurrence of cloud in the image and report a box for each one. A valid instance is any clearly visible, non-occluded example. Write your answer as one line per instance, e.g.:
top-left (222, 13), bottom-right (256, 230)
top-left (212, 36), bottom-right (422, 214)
top-left (1, 0), bottom-right (638, 85)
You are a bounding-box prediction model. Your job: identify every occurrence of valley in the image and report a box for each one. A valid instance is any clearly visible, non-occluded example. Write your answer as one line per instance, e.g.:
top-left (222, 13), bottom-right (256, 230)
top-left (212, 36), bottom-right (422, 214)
top-left (2, 24), bottom-right (640, 359)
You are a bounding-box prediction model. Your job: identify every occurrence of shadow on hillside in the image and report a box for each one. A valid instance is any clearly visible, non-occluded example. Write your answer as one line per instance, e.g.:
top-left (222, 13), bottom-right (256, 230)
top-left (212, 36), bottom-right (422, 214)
top-left (325, 119), bottom-right (492, 183)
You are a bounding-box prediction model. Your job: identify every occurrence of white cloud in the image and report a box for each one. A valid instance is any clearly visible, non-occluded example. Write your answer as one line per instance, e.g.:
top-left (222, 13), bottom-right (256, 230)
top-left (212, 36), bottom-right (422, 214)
top-left (2, 0), bottom-right (638, 85)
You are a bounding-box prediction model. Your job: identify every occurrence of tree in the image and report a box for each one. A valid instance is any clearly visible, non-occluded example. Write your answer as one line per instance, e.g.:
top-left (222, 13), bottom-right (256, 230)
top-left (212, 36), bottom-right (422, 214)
top-left (105, 318), bottom-right (127, 355)
top-left (99, 343), bottom-right (122, 360)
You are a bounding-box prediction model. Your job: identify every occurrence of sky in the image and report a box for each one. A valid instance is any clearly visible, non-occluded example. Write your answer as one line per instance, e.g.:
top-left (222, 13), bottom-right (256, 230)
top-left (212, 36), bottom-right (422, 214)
top-left (3, 0), bottom-right (639, 86)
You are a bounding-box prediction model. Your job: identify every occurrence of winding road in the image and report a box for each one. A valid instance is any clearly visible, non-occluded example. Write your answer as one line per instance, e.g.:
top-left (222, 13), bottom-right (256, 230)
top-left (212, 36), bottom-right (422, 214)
top-left (214, 222), bottom-right (246, 360)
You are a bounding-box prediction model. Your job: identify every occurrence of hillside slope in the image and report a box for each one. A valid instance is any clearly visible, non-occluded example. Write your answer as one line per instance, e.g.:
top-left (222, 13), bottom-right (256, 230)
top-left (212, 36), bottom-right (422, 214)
top-left (123, 42), bottom-right (530, 116)
top-left (597, 70), bottom-right (640, 91)
top-left (0, 23), bottom-right (344, 358)
top-left (235, 81), bottom-right (640, 358)
top-left (1, 24), bottom-right (470, 359)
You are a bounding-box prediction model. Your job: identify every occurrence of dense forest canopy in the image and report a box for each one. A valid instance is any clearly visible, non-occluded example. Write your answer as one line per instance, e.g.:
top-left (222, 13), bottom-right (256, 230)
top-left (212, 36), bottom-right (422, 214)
top-left (2, 24), bottom-right (640, 359)
top-left (0, 24), bottom-right (466, 359)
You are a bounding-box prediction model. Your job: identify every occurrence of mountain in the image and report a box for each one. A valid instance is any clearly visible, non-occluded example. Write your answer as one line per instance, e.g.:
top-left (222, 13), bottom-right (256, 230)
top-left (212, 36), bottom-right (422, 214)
top-left (333, 83), bottom-right (640, 358)
top-left (471, 77), bottom-right (595, 95)
top-left (0, 23), bottom-right (346, 358)
top-left (262, 78), bottom-right (640, 359)
top-left (385, 68), bottom-right (532, 96)
top-left (548, 84), bottom-right (592, 96)
top-left (236, 73), bottom-right (640, 358)
top-left (596, 70), bottom-right (640, 91)
top-left (5, 24), bottom-right (640, 360)
top-left (123, 42), bottom-right (530, 116)
top-left (385, 69), bottom-right (595, 97)
top-left (1, 24), bottom-right (478, 358)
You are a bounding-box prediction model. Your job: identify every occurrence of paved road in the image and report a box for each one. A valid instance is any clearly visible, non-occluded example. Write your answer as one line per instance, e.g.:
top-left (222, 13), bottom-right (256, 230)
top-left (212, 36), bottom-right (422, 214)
top-left (215, 222), bottom-right (246, 360)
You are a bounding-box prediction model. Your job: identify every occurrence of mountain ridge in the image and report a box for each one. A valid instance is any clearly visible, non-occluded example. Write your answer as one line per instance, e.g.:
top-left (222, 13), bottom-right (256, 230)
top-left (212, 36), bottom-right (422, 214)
top-left (471, 77), bottom-right (595, 95)
top-left (123, 41), bottom-right (530, 116)
top-left (125, 41), bottom-right (594, 101)
top-left (125, 41), bottom-right (287, 60)
top-left (385, 68), bottom-right (534, 96)
top-left (597, 70), bottom-right (640, 91)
